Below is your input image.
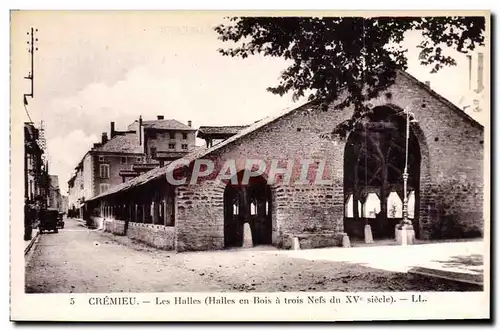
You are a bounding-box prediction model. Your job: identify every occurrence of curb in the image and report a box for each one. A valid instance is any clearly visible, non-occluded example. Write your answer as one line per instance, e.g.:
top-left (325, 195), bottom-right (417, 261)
top-left (24, 230), bottom-right (40, 256)
top-left (408, 266), bottom-right (483, 286)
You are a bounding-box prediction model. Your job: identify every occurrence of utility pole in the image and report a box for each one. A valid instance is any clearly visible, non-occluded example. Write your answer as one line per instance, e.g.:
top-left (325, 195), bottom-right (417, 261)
top-left (23, 27), bottom-right (38, 106)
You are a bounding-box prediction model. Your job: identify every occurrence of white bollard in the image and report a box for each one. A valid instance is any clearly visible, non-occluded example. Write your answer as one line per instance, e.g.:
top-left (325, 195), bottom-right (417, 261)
top-left (292, 237), bottom-right (300, 250)
top-left (364, 224), bottom-right (374, 244)
top-left (342, 234), bottom-right (351, 248)
top-left (242, 223), bottom-right (253, 248)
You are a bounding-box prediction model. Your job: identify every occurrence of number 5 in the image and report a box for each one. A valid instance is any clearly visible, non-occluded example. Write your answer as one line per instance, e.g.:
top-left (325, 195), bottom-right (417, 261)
top-left (70, 298), bottom-right (75, 305)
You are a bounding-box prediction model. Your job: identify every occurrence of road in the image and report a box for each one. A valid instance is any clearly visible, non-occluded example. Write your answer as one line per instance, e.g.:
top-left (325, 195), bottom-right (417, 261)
top-left (25, 218), bottom-right (481, 293)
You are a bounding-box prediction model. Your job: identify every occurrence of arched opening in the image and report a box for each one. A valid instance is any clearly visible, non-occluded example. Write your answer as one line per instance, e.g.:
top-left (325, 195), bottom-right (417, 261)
top-left (223, 171), bottom-right (273, 248)
top-left (343, 105), bottom-right (422, 240)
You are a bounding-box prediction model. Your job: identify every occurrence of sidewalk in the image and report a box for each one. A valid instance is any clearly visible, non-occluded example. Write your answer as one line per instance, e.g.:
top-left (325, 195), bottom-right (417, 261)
top-left (274, 240), bottom-right (485, 285)
top-left (24, 229), bottom-right (39, 255)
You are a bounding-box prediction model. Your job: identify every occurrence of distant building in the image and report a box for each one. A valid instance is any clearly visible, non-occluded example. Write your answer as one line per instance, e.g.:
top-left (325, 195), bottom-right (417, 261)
top-left (68, 115), bottom-right (196, 219)
top-left (24, 123), bottom-right (43, 205)
top-left (61, 195), bottom-right (69, 214)
top-left (48, 175), bottom-right (62, 211)
top-left (458, 51), bottom-right (486, 125)
top-left (197, 125), bottom-right (249, 148)
top-left (120, 115), bottom-right (197, 181)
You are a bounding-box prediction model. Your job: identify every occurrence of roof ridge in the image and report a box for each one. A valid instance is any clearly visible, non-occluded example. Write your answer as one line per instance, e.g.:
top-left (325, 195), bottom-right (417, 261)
top-left (398, 70), bottom-right (484, 129)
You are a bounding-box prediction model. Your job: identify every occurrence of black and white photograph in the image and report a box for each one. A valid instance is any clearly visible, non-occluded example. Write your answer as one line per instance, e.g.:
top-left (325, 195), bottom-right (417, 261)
top-left (11, 10), bottom-right (490, 321)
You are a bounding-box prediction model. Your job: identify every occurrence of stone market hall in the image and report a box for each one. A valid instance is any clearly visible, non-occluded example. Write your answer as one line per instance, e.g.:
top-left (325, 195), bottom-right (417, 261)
top-left (84, 71), bottom-right (485, 252)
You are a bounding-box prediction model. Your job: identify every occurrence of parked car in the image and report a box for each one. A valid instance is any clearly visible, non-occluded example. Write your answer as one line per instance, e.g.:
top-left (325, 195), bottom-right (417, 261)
top-left (39, 209), bottom-right (59, 234)
top-left (57, 212), bottom-right (65, 229)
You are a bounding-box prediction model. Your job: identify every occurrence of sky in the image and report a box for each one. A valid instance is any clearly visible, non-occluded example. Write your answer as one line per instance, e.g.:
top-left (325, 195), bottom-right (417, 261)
top-left (11, 11), bottom-right (488, 194)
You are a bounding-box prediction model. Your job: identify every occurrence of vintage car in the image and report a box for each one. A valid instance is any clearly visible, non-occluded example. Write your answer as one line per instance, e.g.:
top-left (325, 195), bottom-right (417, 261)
top-left (57, 212), bottom-right (65, 229)
top-left (39, 208), bottom-right (59, 234)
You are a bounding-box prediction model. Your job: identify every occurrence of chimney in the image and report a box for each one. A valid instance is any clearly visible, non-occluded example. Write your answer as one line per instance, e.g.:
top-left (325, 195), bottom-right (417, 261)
top-left (101, 132), bottom-right (108, 144)
top-left (157, 115), bottom-right (164, 120)
top-left (476, 52), bottom-right (484, 93)
top-left (110, 121), bottom-right (115, 138)
top-left (138, 115), bottom-right (143, 146)
top-left (188, 120), bottom-right (192, 127)
top-left (424, 81), bottom-right (430, 87)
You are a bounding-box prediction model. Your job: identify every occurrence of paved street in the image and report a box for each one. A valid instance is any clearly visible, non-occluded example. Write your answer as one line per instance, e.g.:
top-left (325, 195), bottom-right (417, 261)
top-left (25, 218), bottom-right (483, 293)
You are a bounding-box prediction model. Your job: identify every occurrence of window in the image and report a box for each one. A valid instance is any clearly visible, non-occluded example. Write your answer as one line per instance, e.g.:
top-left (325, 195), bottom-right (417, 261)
top-left (100, 183), bottom-right (111, 194)
top-left (150, 147), bottom-right (157, 158)
top-left (250, 201), bottom-right (257, 215)
top-left (99, 164), bottom-right (110, 178)
top-left (136, 157), bottom-right (143, 162)
top-left (98, 156), bottom-right (104, 162)
top-left (182, 133), bottom-right (188, 139)
top-left (181, 144), bottom-right (188, 150)
top-left (121, 157), bottom-right (127, 164)
top-left (150, 131), bottom-right (157, 139)
top-left (169, 143), bottom-right (176, 150)
top-left (169, 132), bottom-right (175, 139)
top-left (233, 201), bottom-right (239, 215)
top-left (345, 194), bottom-right (362, 218)
top-left (362, 193), bottom-right (381, 218)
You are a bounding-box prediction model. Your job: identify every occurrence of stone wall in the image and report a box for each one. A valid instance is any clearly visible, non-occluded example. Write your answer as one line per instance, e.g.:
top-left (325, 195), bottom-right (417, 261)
top-left (175, 182), bottom-right (225, 252)
top-left (103, 219), bottom-right (125, 235)
top-left (174, 101), bottom-right (353, 252)
top-left (127, 222), bottom-right (175, 250)
top-left (103, 219), bottom-right (175, 250)
top-left (274, 182), bottom-right (344, 247)
top-left (374, 73), bottom-right (484, 239)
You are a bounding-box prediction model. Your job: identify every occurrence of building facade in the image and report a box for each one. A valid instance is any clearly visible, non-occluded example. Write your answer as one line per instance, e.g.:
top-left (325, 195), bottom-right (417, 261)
top-left (458, 51), bottom-right (487, 125)
top-left (48, 175), bottom-right (62, 211)
top-left (24, 122), bottom-right (49, 240)
top-left (86, 71), bottom-right (485, 252)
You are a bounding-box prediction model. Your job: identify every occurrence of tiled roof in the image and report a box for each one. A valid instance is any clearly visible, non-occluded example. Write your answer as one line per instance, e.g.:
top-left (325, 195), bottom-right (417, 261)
top-left (142, 119), bottom-right (195, 130)
top-left (197, 125), bottom-right (249, 136)
top-left (156, 151), bottom-right (190, 159)
top-left (93, 132), bottom-right (143, 154)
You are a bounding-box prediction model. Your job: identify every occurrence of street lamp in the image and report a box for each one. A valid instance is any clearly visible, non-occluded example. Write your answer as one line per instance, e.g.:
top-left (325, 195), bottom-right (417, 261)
top-left (399, 108), bottom-right (418, 246)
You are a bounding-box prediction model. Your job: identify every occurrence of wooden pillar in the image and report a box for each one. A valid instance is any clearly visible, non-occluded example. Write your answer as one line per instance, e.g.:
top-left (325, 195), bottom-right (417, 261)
top-left (153, 190), bottom-right (160, 225)
top-left (152, 200), bottom-right (157, 225)
top-left (163, 199), bottom-right (167, 226)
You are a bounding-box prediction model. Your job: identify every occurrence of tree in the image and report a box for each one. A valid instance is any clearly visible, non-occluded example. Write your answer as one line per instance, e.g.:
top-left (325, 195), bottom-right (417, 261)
top-left (215, 16), bottom-right (486, 137)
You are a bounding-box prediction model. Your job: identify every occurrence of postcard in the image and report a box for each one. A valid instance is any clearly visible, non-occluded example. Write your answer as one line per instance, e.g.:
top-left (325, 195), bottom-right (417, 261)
top-left (10, 10), bottom-right (490, 322)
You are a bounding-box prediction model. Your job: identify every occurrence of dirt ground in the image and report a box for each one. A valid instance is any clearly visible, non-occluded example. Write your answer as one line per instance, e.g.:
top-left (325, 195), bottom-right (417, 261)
top-left (25, 218), bottom-right (482, 293)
